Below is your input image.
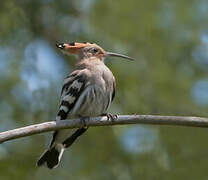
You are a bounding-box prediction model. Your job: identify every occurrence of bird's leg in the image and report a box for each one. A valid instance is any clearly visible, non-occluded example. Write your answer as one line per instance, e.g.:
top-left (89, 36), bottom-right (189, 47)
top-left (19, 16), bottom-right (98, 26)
top-left (102, 113), bottom-right (118, 121)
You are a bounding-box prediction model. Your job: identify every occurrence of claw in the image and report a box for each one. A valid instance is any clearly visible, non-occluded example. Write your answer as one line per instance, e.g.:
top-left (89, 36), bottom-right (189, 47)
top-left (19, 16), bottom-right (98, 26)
top-left (102, 113), bottom-right (118, 121)
top-left (80, 117), bottom-right (88, 129)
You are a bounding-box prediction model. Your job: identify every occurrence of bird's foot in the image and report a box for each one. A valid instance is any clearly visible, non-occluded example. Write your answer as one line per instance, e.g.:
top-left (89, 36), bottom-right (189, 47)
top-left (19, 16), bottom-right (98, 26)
top-left (102, 113), bottom-right (118, 121)
top-left (80, 117), bottom-right (89, 129)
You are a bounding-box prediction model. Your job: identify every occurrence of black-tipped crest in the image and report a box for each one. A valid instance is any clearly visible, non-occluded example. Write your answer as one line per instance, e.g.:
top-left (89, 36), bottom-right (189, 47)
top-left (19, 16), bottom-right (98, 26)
top-left (56, 43), bottom-right (65, 49)
top-left (69, 42), bottom-right (75, 46)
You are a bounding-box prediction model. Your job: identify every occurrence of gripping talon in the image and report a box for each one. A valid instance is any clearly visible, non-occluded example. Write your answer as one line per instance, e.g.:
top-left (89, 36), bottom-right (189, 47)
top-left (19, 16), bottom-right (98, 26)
top-left (80, 117), bottom-right (88, 129)
top-left (102, 113), bottom-right (118, 121)
top-left (113, 114), bottom-right (118, 119)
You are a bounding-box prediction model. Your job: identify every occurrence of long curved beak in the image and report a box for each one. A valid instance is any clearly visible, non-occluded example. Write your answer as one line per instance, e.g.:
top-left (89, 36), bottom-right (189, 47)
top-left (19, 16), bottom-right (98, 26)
top-left (106, 52), bottom-right (134, 61)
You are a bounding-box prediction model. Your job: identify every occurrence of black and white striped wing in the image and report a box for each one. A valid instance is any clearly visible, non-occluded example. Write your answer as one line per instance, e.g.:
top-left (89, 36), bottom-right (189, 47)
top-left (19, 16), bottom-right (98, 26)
top-left (56, 74), bottom-right (87, 121)
top-left (37, 74), bottom-right (87, 167)
top-left (49, 74), bottom-right (87, 147)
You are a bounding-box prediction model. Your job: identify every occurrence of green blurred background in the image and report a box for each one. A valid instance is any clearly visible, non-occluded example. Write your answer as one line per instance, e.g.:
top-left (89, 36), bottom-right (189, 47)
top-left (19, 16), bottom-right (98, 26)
top-left (1, 0), bottom-right (208, 179)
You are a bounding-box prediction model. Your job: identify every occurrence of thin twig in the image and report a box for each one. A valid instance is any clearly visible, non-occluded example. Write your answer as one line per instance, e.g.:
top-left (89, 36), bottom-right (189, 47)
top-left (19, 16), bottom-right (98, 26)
top-left (1, 115), bottom-right (208, 144)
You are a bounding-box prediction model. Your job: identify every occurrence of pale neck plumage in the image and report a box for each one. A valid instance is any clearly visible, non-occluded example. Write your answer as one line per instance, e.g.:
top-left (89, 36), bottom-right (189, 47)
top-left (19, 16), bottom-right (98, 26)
top-left (76, 56), bottom-right (105, 69)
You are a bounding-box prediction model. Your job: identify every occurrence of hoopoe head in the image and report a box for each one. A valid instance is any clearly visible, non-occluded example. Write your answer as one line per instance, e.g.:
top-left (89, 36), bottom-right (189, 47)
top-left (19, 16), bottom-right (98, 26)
top-left (56, 42), bottom-right (134, 61)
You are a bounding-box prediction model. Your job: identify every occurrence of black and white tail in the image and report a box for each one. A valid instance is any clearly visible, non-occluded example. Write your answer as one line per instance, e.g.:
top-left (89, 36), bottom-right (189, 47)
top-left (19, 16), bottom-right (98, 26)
top-left (37, 128), bottom-right (87, 169)
top-left (37, 144), bottom-right (64, 169)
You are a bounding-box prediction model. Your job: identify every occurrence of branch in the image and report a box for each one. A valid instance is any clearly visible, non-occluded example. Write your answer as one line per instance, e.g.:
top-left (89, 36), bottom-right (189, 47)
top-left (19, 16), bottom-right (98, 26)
top-left (1, 115), bottom-right (208, 144)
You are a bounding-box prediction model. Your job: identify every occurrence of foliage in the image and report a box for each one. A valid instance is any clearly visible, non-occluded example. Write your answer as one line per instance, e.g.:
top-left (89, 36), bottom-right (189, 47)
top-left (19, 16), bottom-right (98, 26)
top-left (1, 0), bottom-right (208, 179)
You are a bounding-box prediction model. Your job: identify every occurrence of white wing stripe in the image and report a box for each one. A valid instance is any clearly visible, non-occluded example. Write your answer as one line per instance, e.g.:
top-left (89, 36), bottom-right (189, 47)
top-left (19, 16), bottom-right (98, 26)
top-left (60, 106), bottom-right (69, 112)
top-left (63, 95), bottom-right (76, 104)
top-left (71, 80), bottom-right (83, 91)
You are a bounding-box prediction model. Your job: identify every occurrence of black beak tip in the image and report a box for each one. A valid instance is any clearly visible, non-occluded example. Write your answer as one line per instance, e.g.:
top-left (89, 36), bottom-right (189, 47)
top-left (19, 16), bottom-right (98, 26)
top-left (56, 43), bottom-right (65, 49)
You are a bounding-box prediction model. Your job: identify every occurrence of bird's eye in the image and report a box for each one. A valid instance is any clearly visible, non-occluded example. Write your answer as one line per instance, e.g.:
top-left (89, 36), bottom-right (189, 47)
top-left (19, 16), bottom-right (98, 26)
top-left (91, 48), bottom-right (99, 54)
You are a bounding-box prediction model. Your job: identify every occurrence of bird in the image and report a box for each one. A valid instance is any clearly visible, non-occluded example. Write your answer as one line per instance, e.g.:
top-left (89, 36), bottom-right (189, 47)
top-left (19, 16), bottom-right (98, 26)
top-left (36, 42), bottom-right (134, 169)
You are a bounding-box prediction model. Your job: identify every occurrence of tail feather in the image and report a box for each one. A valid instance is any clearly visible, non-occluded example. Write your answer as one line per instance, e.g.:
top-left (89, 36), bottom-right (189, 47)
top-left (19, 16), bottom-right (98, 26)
top-left (37, 146), bottom-right (64, 169)
top-left (63, 127), bottom-right (88, 148)
top-left (37, 128), bottom-right (88, 169)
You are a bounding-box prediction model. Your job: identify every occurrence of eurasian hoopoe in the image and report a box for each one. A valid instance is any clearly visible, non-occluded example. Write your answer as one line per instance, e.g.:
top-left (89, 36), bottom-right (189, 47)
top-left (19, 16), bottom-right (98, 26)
top-left (37, 42), bottom-right (134, 169)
